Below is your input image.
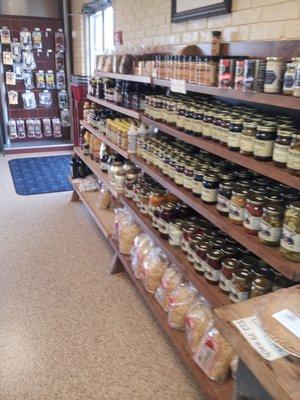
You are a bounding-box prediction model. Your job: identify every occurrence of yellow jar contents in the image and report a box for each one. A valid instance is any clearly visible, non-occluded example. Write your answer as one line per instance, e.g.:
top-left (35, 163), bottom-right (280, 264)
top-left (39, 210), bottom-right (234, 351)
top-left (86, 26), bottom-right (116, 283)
top-left (280, 201), bottom-right (300, 262)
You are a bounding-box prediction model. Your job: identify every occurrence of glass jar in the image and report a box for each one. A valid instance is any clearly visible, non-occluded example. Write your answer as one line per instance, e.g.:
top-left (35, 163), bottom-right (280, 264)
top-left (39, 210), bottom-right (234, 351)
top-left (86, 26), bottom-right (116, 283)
top-left (287, 133), bottom-right (300, 176)
top-left (253, 124), bottom-right (277, 161)
top-left (250, 277), bottom-right (272, 297)
top-left (219, 115), bottom-right (231, 146)
top-left (201, 173), bottom-right (219, 204)
top-left (152, 204), bottom-right (162, 229)
top-left (280, 201), bottom-right (300, 262)
top-left (183, 164), bottom-right (195, 191)
top-left (158, 203), bottom-right (174, 240)
top-left (258, 205), bottom-right (284, 247)
top-left (169, 220), bottom-right (183, 247)
top-left (187, 233), bottom-right (204, 263)
top-left (193, 241), bottom-right (212, 275)
top-left (228, 118), bottom-right (243, 151)
top-left (240, 121), bottom-right (257, 156)
top-left (202, 111), bottom-right (213, 139)
top-left (149, 189), bottom-right (166, 218)
top-left (229, 269), bottom-right (253, 302)
top-left (204, 249), bottom-right (224, 285)
top-left (264, 57), bottom-right (283, 94)
top-left (273, 129), bottom-right (293, 168)
top-left (217, 181), bottom-right (235, 217)
top-left (239, 255), bottom-right (258, 271)
top-left (219, 258), bottom-right (240, 293)
top-left (243, 195), bottom-right (264, 235)
top-left (181, 223), bottom-right (198, 253)
top-left (138, 189), bottom-right (150, 215)
top-left (283, 59), bottom-right (297, 95)
top-left (175, 161), bottom-right (185, 186)
top-left (229, 189), bottom-right (248, 225)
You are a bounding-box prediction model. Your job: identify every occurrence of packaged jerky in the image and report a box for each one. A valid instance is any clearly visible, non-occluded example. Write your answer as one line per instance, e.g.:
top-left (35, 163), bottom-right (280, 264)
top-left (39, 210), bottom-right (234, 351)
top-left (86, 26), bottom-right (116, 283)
top-left (32, 28), bottom-right (42, 50)
top-left (6, 71), bottom-right (16, 85)
top-left (8, 90), bottom-right (18, 105)
top-left (61, 109), bottom-right (70, 127)
top-left (22, 51), bottom-right (36, 70)
top-left (23, 71), bottom-right (34, 89)
top-left (34, 119), bottom-right (42, 138)
top-left (36, 70), bottom-right (45, 88)
top-left (3, 51), bottom-right (13, 65)
top-left (16, 119), bottom-right (26, 139)
top-left (39, 90), bottom-right (52, 107)
top-left (45, 70), bottom-right (55, 89)
top-left (52, 117), bottom-right (62, 138)
top-left (58, 90), bottom-right (68, 108)
top-left (43, 118), bottom-right (52, 137)
top-left (26, 119), bottom-right (35, 138)
top-left (55, 30), bottom-right (65, 52)
top-left (11, 41), bottom-right (21, 62)
top-left (56, 70), bottom-right (66, 89)
top-left (22, 91), bottom-right (37, 109)
top-left (55, 52), bottom-right (65, 70)
top-left (13, 63), bottom-right (23, 80)
top-left (20, 29), bottom-right (32, 51)
top-left (8, 120), bottom-right (17, 139)
top-left (1, 27), bottom-right (11, 44)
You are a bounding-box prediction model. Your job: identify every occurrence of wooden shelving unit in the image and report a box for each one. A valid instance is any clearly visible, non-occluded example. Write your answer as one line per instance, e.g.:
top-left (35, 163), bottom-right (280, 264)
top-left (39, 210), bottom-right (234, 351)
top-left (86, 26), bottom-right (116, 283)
top-left (109, 238), bottom-right (234, 400)
top-left (80, 120), bottom-right (130, 159)
top-left (94, 71), bottom-right (152, 83)
top-left (74, 147), bottom-right (119, 198)
top-left (87, 94), bottom-right (142, 119)
top-left (141, 116), bottom-right (300, 190)
top-left (120, 196), bottom-right (231, 308)
top-left (214, 285), bottom-right (300, 400)
top-left (70, 178), bottom-right (114, 238)
top-left (131, 155), bottom-right (300, 282)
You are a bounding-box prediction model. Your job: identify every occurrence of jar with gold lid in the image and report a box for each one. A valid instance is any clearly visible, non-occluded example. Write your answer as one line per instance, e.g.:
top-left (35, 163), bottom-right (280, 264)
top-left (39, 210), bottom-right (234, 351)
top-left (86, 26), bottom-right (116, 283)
top-left (192, 241), bottom-right (212, 275)
top-left (169, 220), bottom-right (183, 247)
top-left (287, 133), bottom-right (300, 176)
top-left (243, 195), bottom-right (265, 235)
top-left (204, 249), bottom-right (224, 285)
top-left (253, 124), bottom-right (277, 161)
top-left (250, 277), bottom-right (272, 297)
top-left (229, 269), bottom-right (253, 302)
top-left (229, 188), bottom-right (248, 225)
top-left (280, 201), bottom-right (300, 262)
top-left (175, 161), bottom-right (185, 186)
top-left (192, 167), bottom-right (207, 198)
top-left (273, 128), bottom-right (293, 168)
top-left (258, 205), bottom-right (284, 247)
top-left (240, 120), bottom-right (257, 156)
top-left (219, 258), bottom-right (240, 293)
top-left (202, 110), bottom-right (213, 139)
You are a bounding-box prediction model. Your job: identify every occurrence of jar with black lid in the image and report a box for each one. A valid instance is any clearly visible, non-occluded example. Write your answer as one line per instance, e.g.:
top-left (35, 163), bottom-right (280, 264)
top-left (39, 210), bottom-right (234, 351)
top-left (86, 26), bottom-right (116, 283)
top-left (192, 167), bottom-right (207, 198)
top-left (230, 269), bottom-right (253, 302)
top-left (222, 245), bottom-right (238, 258)
top-left (181, 223), bottom-right (198, 253)
top-left (265, 193), bottom-right (285, 206)
top-left (202, 111), bottom-right (213, 139)
top-left (174, 161), bottom-right (185, 186)
top-left (273, 128), bottom-right (293, 168)
top-left (219, 258), bottom-right (240, 293)
top-left (158, 203), bottom-right (174, 240)
top-left (201, 173), bottom-right (219, 204)
top-left (193, 241), bottom-right (212, 274)
top-left (187, 233), bottom-right (204, 263)
top-left (239, 255), bottom-right (258, 270)
top-left (204, 249), bottom-right (224, 284)
top-left (250, 262), bottom-right (271, 279)
top-left (243, 195), bottom-right (265, 235)
top-left (253, 124), bottom-right (277, 161)
top-left (240, 120), bottom-right (257, 156)
top-left (228, 118), bottom-right (243, 151)
top-left (217, 181), bottom-right (235, 216)
top-left (203, 230), bottom-right (219, 243)
top-left (250, 277), bottom-right (272, 297)
top-left (219, 114), bottom-right (231, 146)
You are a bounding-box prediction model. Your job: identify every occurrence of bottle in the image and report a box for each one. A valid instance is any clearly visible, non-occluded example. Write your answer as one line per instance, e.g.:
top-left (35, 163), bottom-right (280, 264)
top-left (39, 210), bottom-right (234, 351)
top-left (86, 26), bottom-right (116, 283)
top-left (70, 154), bottom-right (79, 179)
top-left (83, 102), bottom-right (91, 121)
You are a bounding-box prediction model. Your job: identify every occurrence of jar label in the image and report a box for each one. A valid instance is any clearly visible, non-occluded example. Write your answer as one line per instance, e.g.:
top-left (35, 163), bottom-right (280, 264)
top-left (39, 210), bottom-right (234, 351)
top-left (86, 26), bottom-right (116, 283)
top-left (229, 203), bottom-right (244, 222)
top-left (193, 254), bottom-right (205, 272)
top-left (152, 215), bottom-right (159, 229)
top-left (140, 203), bottom-right (149, 215)
top-left (287, 149), bottom-right (300, 171)
top-left (259, 220), bottom-right (282, 242)
top-left (204, 264), bottom-right (220, 282)
top-left (217, 194), bottom-right (230, 212)
top-left (183, 175), bottom-right (193, 190)
top-left (227, 132), bottom-right (240, 148)
top-left (192, 180), bottom-right (202, 194)
top-left (175, 172), bottom-right (184, 185)
top-left (219, 273), bottom-right (232, 292)
top-left (280, 225), bottom-right (300, 252)
top-left (283, 74), bottom-right (295, 89)
top-left (243, 210), bottom-right (261, 231)
top-left (254, 139), bottom-right (275, 157)
top-left (229, 286), bottom-right (250, 303)
top-left (169, 231), bottom-right (182, 247)
top-left (193, 261), bottom-right (204, 273)
top-left (240, 134), bottom-right (254, 152)
top-left (273, 143), bottom-right (289, 163)
top-left (158, 218), bottom-right (169, 235)
top-left (201, 187), bottom-right (218, 203)
top-left (219, 129), bottom-right (228, 144)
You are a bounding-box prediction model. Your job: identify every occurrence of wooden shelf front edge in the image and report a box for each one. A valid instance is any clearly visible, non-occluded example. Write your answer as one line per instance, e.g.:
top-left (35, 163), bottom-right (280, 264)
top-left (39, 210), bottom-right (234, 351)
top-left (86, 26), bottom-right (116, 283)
top-left (87, 94), bottom-right (141, 119)
top-left (109, 238), bottom-right (233, 400)
top-left (131, 155), bottom-right (300, 282)
top-left (141, 116), bottom-right (300, 190)
top-left (74, 147), bottom-right (119, 198)
top-left (80, 120), bottom-right (130, 159)
top-left (69, 178), bottom-right (114, 238)
top-left (120, 196), bottom-right (231, 308)
top-left (94, 71), bottom-right (152, 83)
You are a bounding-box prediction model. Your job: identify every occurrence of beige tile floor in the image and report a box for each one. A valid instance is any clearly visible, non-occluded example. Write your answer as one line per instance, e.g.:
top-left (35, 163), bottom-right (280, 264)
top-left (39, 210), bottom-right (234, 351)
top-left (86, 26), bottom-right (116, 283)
top-left (0, 152), bottom-right (200, 400)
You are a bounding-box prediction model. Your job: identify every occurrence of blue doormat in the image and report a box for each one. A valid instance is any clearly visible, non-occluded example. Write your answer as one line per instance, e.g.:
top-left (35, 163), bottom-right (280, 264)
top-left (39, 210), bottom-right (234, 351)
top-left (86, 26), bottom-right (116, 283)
top-left (9, 155), bottom-right (73, 195)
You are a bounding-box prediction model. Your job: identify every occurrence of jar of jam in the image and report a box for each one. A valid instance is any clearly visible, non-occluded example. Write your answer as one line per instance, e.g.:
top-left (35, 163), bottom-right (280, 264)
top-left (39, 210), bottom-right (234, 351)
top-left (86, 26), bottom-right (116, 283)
top-left (193, 241), bottom-right (212, 275)
top-left (287, 133), bottom-right (300, 176)
top-left (219, 114), bottom-right (231, 146)
top-left (183, 164), bottom-right (195, 191)
top-left (175, 161), bottom-right (185, 186)
top-left (221, 245), bottom-right (238, 258)
top-left (138, 189), bottom-right (150, 215)
top-left (250, 277), bottom-right (272, 297)
top-left (187, 233), bottom-right (204, 263)
top-left (239, 255), bottom-right (258, 271)
top-left (201, 173), bottom-right (219, 204)
top-left (258, 205), bottom-right (284, 247)
top-left (181, 223), bottom-right (198, 253)
top-left (280, 201), bottom-right (300, 262)
top-left (152, 204), bottom-right (162, 229)
top-left (253, 124), bottom-right (277, 161)
top-left (228, 118), bottom-right (243, 151)
top-left (229, 269), bottom-right (253, 302)
top-left (243, 195), bottom-right (264, 235)
top-left (217, 181), bottom-right (235, 217)
top-left (229, 189), bottom-right (248, 225)
top-left (240, 121), bottom-right (257, 156)
top-left (202, 111), bottom-right (213, 139)
top-left (149, 189), bottom-right (166, 218)
top-left (219, 258), bottom-right (240, 293)
top-left (204, 249), bottom-right (224, 284)
top-left (168, 220), bottom-right (183, 247)
top-left (273, 129), bottom-right (293, 168)
top-left (158, 203), bottom-right (174, 240)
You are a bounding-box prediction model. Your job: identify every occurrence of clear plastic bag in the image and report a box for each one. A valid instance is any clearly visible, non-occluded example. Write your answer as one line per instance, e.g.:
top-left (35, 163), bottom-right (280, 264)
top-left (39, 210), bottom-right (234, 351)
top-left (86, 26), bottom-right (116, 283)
top-left (14, 62), bottom-right (23, 79)
top-left (24, 72), bottom-right (34, 89)
top-left (155, 286), bottom-right (168, 309)
top-left (118, 210), bottom-right (140, 255)
top-left (55, 52), bottom-right (65, 70)
top-left (22, 51), bottom-right (36, 70)
top-left (36, 70), bottom-right (45, 88)
top-left (97, 184), bottom-right (111, 209)
top-left (8, 120), bottom-right (17, 139)
top-left (16, 120), bottom-right (26, 139)
top-left (167, 283), bottom-right (198, 330)
top-left (130, 234), bottom-right (155, 279)
top-left (34, 119), bottom-right (42, 138)
top-left (142, 247), bottom-right (168, 293)
top-left (39, 90), bottom-right (52, 107)
top-left (156, 265), bottom-right (184, 311)
top-left (55, 30), bottom-right (65, 52)
top-left (45, 70), bottom-right (55, 89)
top-left (3, 51), bottom-right (13, 65)
top-left (1, 27), bottom-right (11, 44)
top-left (193, 326), bottom-right (235, 383)
top-left (20, 29), bottom-right (32, 50)
top-left (11, 41), bottom-right (21, 62)
top-left (61, 109), bottom-right (70, 127)
top-left (22, 91), bottom-right (37, 109)
top-left (32, 29), bottom-right (42, 50)
top-left (112, 208), bottom-right (128, 242)
top-left (52, 118), bottom-right (62, 138)
top-left (56, 70), bottom-right (66, 89)
top-left (8, 90), bottom-right (18, 105)
top-left (43, 118), bottom-right (52, 137)
top-left (185, 298), bottom-right (213, 353)
top-left (26, 119), bottom-right (35, 138)
top-left (58, 90), bottom-right (68, 108)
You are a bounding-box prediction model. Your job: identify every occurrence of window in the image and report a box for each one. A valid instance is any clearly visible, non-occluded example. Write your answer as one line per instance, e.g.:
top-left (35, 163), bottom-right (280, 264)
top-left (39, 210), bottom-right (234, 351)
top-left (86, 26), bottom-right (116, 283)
top-left (89, 6), bottom-right (114, 74)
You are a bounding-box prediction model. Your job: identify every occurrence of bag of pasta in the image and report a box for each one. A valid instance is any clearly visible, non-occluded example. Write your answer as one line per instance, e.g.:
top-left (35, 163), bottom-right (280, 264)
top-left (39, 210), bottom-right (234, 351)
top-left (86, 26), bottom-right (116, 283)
top-left (193, 326), bottom-right (235, 383)
top-left (130, 234), bottom-right (155, 279)
top-left (156, 265), bottom-right (183, 311)
top-left (167, 283), bottom-right (197, 330)
top-left (142, 247), bottom-right (168, 293)
top-left (155, 286), bottom-right (168, 309)
top-left (112, 208), bottom-right (128, 241)
top-left (185, 298), bottom-right (213, 353)
top-left (118, 211), bottom-right (140, 255)
top-left (97, 184), bottom-right (111, 209)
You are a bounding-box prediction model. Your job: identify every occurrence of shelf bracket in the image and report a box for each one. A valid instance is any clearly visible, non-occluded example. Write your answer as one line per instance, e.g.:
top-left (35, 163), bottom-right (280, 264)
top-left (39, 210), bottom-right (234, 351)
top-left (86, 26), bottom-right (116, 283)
top-left (110, 253), bottom-right (124, 274)
top-left (70, 189), bottom-right (80, 202)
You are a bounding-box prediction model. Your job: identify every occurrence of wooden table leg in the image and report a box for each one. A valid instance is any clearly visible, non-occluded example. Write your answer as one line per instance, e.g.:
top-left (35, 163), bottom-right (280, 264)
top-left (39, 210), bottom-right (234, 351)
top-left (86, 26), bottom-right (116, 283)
top-left (110, 253), bottom-right (124, 274)
top-left (71, 189), bottom-right (80, 202)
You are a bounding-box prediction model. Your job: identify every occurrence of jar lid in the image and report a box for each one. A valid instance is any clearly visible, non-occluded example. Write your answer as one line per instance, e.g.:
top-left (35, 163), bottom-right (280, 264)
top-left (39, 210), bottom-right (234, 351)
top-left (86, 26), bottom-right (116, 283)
top-left (289, 201), bottom-right (300, 211)
top-left (240, 255), bottom-right (258, 269)
top-left (233, 268), bottom-right (253, 281)
top-left (163, 203), bottom-right (175, 211)
top-left (257, 124), bottom-right (277, 132)
top-left (277, 129), bottom-right (294, 137)
top-left (252, 277), bottom-right (272, 290)
top-left (196, 241), bottom-right (212, 252)
top-left (232, 188), bottom-right (248, 197)
top-left (207, 249), bottom-right (224, 261)
top-left (222, 258), bottom-right (240, 270)
top-left (203, 173), bottom-right (219, 182)
top-left (266, 56), bottom-right (281, 61)
top-left (247, 195), bottom-right (265, 205)
top-left (222, 245), bottom-right (237, 256)
top-left (230, 118), bottom-right (243, 124)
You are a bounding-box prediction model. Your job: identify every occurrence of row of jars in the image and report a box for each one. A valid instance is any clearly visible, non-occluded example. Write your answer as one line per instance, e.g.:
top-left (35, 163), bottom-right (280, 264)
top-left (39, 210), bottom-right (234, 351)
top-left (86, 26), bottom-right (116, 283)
top-left (125, 175), bottom-right (294, 302)
top-left (144, 94), bottom-right (300, 176)
top-left (136, 134), bottom-right (300, 262)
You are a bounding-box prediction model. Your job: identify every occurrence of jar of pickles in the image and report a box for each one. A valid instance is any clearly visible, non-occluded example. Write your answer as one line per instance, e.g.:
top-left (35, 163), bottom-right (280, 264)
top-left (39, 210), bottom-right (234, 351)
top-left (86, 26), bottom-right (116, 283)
top-left (258, 205), bottom-right (284, 246)
top-left (243, 195), bottom-right (264, 235)
top-left (280, 201), bottom-right (300, 262)
top-left (204, 249), bottom-right (224, 285)
top-left (229, 269), bottom-right (253, 302)
top-left (219, 258), bottom-right (240, 293)
top-left (229, 188), bottom-right (248, 225)
top-left (217, 181), bottom-right (234, 217)
top-left (201, 173), bottom-right (219, 204)
top-left (250, 277), bottom-right (272, 297)
top-left (287, 133), bottom-right (300, 176)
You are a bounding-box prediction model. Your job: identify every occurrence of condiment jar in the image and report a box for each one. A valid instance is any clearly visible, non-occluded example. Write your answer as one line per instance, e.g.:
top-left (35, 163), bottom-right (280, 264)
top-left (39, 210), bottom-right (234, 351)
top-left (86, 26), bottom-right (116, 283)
top-left (229, 269), bottom-right (253, 302)
top-left (240, 121), bottom-right (257, 156)
top-left (239, 255), bottom-right (258, 271)
top-left (287, 133), bottom-right (300, 176)
top-left (283, 59), bottom-right (297, 95)
top-left (227, 118), bottom-right (243, 151)
top-left (253, 124), bottom-right (277, 161)
top-left (193, 241), bottom-right (212, 275)
top-left (168, 220), bottom-right (183, 247)
top-left (204, 249), bottom-right (224, 285)
top-left (192, 167), bottom-right (206, 198)
top-left (149, 189), bottom-right (166, 218)
top-left (158, 203), bottom-right (174, 240)
top-left (250, 277), bottom-right (272, 297)
top-left (229, 188), bottom-right (248, 225)
top-left (138, 189), bottom-right (150, 214)
top-left (175, 161), bottom-right (185, 186)
top-left (264, 57), bottom-right (283, 94)
top-left (201, 173), bottom-right (219, 204)
top-left (280, 201), bottom-right (300, 262)
top-left (183, 164), bottom-right (195, 191)
top-left (273, 129), bottom-right (293, 168)
top-left (258, 205), bottom-right (284, 247)
top-left (243, 195), bottom-right (264, 235)
top-left (219, 258), bottom-right (240, 293)
top-left (181, 223), bottom-right (198, 253)
top-left (187, 233), bottom-right (204, 263)
top-left (292, 57), bottom-right (300, 97)
top-left (217, 181), bottom-right (235, 217)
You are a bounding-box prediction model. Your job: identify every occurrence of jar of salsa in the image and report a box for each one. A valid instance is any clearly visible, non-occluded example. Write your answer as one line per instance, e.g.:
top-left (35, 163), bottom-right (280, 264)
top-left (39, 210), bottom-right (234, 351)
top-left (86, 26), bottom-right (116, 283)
top-left (219, 258), bottom-right (240, 293)
top-left (253, 124), bottom-right (277, 161)
top-left (201, 173), bottom-right (219, 204)
top-left (217, 181), bottom-right (235, 217)
top-left (229, 188), bottom-right (248, 225)
top-left (169, 220), bottom-right (183, 247)
top-left (250, 277), bottom-right (272, 297)
top-left (243, 195), bottom-right (264, 235)
top-left (193, 241), bottom-right (212, 275)
top-left (158, 203), bottom-right (174, 240)
top-left (258, 205), bottom-right (284, 247)
top-left (228, 118), bottom-right (243, 151)
top-left (229, 269), bottom-right (253, 302)
top-left (204, 249), bottom-right (224, 285)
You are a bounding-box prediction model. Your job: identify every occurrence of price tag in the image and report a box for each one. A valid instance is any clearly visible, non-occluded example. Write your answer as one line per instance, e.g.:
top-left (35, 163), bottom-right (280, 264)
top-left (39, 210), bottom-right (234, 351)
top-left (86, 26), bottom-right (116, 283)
top-left (170, 79), bottom-right (186, 94)
top-left (272, 309), bottom-right (300, 339)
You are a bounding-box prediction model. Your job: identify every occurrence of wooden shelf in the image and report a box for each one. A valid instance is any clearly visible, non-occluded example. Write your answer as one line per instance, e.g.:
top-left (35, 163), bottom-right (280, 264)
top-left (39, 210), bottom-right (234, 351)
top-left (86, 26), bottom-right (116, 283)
top-left (141, 116), bottom-right (300, 190)
top-left (120, 196), bottom-right (231, 309)
top-left (74, 147), bottom-right (119, 198)
top-left (87, 94), bottom-right (141, 119)
top-left (94, 71), bottom-right (152, 83)
top-left (109, 238), bottom-right (234, 400)
top-left (214, 286), bottom-right (300, 400)
top-left (80, 120), bottom-right (130, 159)
top-left (131, 155), bottom-right (300, 282)
top-left (70, 178), bottom-right (114, 238)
